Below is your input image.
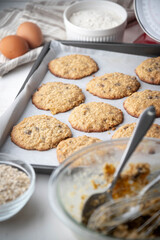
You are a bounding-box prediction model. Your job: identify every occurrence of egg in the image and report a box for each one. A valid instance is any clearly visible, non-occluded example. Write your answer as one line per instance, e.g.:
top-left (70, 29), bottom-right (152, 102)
top-left (0, 35), bottom-right (29, 59)
top-left (17, 22), bottom-right (43, 49)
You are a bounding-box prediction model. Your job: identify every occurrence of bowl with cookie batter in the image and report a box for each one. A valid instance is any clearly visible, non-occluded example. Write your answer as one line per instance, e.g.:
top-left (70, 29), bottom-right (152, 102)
top-left (63, 1), bottom-right (127, 42)
top-left (49, 138), bottom-right (160, 240)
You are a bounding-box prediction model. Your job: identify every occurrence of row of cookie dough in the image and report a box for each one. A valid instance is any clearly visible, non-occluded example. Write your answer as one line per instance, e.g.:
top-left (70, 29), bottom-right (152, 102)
top-left (49, 54), bottom-right (160, 85)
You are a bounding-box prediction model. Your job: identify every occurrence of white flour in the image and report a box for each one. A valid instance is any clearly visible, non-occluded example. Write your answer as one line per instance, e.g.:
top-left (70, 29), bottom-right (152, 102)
top-left (69, 9), bottom-right (123, 30)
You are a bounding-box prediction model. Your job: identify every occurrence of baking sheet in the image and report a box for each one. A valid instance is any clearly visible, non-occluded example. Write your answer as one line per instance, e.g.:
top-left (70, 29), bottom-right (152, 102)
top-left (1, 40), bottom-right (160, 167)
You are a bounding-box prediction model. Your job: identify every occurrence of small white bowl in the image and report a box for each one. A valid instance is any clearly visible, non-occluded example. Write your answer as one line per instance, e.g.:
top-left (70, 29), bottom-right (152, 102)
top-left (0, 153), bottom-right (35, 221)
top-left (63, 0), bottom-right (127, 42)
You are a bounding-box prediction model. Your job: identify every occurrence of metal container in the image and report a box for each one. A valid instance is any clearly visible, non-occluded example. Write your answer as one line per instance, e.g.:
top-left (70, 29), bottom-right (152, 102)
top-left (134, 0), bottom-right (160, 42)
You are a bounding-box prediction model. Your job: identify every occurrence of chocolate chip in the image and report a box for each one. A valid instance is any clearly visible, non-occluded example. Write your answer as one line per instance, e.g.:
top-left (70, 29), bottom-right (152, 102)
top-left (126, 86), bottom-right (131, 90)
top-left (150, 77), bottom-right (155, 82)
top-left (41, 137), bottom-right (45, 142)
top-left (34, 127), bottom-right (39, 131)
top-left (103, 118), bottom-right (107, 122)
top-left (57, 124), bottom-right (62, 128)
top-left (115, 82), bottom-right (121, 86)
top-left (24, 130), bottom-right (32, 135)
top-left (97, 83), bottom-right (104, 87)
top-left (147, 68), bottom-right (152, 72)
top-left (155, 95), bottom-right (160, 99)
top-left (147, 96), bottom-right (153, 99)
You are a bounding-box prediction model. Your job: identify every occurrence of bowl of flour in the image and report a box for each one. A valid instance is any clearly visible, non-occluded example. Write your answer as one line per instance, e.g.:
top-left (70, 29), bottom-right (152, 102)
top-left (63, 0), bottom-right (127, 42)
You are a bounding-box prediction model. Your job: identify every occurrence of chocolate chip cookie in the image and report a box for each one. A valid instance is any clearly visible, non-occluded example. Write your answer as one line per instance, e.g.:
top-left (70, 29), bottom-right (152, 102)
top-left (57, 135), bottom-right (101, 163)
top-left (86, 72), bottom-right (140, 99)
top-left (135, 56), bottom-right (160, 85)
top-left (32, 82), bottom-right (85, 115)
top-left (68, 102), bottom-right (123, 132)
top-left (112, 123), bottom-right (160, 139)
top-left (123, 90), bottom-right (160, 118)
top-left (11, 115), bottom-right (72, 151)
top-left (48, 54), bottom-right (98, 79)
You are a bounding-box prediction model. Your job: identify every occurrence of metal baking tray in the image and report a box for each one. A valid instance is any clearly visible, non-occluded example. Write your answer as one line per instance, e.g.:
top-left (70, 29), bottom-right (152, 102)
top-left (1, 41), bottom-right (160, 174)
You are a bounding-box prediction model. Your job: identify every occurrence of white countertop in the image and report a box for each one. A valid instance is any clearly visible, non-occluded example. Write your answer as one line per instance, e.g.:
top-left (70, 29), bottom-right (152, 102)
top-left (0, 1), bottom-right (144, 240)
top-left (0, 174), bottom-right (76, 240)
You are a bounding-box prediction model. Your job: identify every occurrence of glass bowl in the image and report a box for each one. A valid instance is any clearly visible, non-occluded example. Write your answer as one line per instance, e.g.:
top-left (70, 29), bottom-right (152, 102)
top-left (0, 153), bottom-right (36, 222)
top-left (48, 138), bottom-right (160, 240)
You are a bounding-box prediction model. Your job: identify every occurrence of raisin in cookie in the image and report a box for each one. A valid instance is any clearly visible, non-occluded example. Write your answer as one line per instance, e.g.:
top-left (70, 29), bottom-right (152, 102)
top-left (11, 115), bottom-right (72, 151)
top-left (32, 82), bottom-right (85, 115)
top-left (112, 123), bottom-right (160, 139)
top-left (86, 72), bottom-right (140, 99)
top-left (135, 56), bottom-right (160, 85)
top-left (48, 54), bottom-right (98, 79)
top-left (68, 102), bottom-right (123, 132)
top-left (123, 90), bottom-right (160, 118)
top-left (57, 135), bottom-right (101, 163)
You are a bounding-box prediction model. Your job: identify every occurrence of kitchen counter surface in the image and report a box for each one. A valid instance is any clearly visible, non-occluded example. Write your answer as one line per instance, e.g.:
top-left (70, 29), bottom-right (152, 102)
top-left (0, 174), bottom-right (76, 240)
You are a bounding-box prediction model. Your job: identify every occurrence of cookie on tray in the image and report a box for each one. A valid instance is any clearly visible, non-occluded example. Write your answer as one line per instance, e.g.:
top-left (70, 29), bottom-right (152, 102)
top-left (57, 135), bottom-right (101, 163)
top-left (86, 72), bottom-right (140, 99)
top-left (11, 115), bottom-right (72, 151)
top-left (112, 123), bottom-right (160, 139)
top-left (48, 54), bottom-right (98, 79)
top-left (32, 82), bottom-right (85, 115)
top-left (135, 56), bottom-right (160, 85)
top-left (123, 90), bottom-right (160, 118)
top-left (68, 102), bottom-right (123, 132)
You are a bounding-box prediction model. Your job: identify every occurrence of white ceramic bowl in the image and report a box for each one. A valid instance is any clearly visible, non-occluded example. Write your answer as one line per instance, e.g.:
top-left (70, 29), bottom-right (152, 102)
top-left (0, 153), bottom-right (35, 221)
top-left (63, 1), bottom-right (127, 42)
top-left (48, 138), bottom-right (160, 240)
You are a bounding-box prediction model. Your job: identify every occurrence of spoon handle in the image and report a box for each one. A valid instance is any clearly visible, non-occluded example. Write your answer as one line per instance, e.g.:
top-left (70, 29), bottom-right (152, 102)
top-left (110, 106), bottom-right (156, 192)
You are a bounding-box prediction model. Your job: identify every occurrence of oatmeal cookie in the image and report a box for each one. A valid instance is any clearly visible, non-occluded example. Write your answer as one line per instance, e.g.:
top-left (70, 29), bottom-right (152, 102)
top-left (68, 102), bottom-right (123, 132)
top-left (135, 56), bottom-right (160, 85)
top-left (32, 82), bottom-right (85, 115)
top-left (123, 90), bottom-right (160, 118)
top-left (57, 135), bottom-right (101, 163)
top-left (86, 72), bottom-right (140, 99)
top-left (48, 54), bottom-right (98, 79)
top-left (112, 123), bottom-right (160, 139)
top-left (11, 115), bottom-right (72, 151)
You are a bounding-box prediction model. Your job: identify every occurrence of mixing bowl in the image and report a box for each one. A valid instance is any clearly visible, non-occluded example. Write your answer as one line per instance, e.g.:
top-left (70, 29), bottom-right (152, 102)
top-left (48, 138), bottom-right (160, 240)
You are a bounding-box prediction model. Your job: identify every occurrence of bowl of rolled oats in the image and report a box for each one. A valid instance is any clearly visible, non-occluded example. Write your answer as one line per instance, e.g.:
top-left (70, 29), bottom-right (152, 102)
top-left (0, 153), bottom-right (35, 221)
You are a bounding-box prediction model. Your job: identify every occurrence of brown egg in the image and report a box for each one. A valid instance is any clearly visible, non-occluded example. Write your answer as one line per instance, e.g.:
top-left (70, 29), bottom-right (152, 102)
top-left (17, 22), bottom-right (43, 49)
top-left (0, 35), bottom-right (29, 59)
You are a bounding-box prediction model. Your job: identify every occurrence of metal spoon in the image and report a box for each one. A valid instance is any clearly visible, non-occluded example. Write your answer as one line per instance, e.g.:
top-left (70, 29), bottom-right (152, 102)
top-left (87, 174), bottom-right (160, 232)
top-left (81, 106), bottom-right (156, 225)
